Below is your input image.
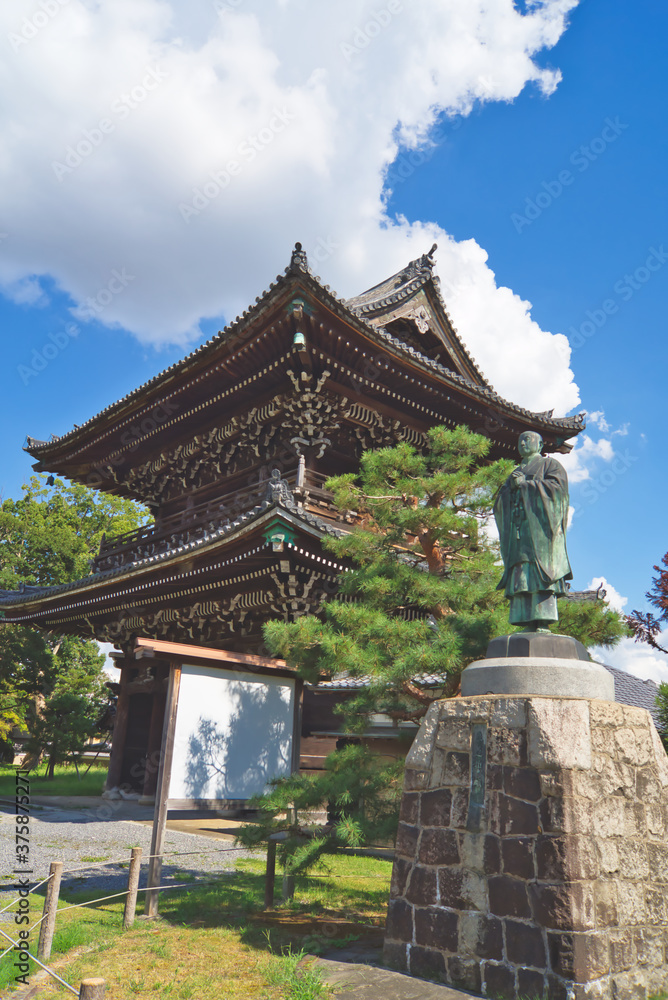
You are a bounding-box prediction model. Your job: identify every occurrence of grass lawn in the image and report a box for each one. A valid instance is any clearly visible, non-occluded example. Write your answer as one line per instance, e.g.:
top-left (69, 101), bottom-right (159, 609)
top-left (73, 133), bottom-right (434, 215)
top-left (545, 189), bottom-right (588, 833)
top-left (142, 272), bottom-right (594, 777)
top-left (0, 852), bottom-right (392, 998)
top-left (0, 763), bottom-right (108, 798)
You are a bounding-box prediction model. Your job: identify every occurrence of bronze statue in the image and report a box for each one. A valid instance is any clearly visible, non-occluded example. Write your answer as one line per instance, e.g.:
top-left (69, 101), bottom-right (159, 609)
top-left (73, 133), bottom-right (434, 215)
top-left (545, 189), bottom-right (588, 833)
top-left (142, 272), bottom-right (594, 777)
top-left (494, 431), bottom-right (572, 631)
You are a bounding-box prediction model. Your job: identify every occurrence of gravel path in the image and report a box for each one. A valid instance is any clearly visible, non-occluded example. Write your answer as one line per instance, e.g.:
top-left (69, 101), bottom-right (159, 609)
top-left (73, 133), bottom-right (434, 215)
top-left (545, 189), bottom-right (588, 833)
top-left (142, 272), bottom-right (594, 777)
top-left (0, 801), bottom-right (256, 924)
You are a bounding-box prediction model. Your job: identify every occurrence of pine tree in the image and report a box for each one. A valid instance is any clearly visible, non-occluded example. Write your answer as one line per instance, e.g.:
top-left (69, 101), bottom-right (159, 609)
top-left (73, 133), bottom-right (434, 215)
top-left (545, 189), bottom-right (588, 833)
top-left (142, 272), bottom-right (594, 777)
top-left (238, 427), bottom-right (626, 867)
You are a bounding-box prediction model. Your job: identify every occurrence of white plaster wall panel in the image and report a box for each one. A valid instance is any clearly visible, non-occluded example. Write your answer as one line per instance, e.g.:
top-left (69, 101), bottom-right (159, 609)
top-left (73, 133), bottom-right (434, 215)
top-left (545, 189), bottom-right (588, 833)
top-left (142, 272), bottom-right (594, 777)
top-left (168, 664), bottom-right (295, 800)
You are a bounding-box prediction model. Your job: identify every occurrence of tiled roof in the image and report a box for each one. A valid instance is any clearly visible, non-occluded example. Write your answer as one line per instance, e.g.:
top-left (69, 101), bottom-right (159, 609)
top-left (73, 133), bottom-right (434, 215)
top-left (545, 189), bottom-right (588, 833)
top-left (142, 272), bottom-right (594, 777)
top-left (0, 485), bottom-right (345, 609)
top-left (26, 244), bottom-right (585, 460)
top-left (345, 243), bottom-right (491, 388)
top-left (603, 664), bottom-right (662, 729)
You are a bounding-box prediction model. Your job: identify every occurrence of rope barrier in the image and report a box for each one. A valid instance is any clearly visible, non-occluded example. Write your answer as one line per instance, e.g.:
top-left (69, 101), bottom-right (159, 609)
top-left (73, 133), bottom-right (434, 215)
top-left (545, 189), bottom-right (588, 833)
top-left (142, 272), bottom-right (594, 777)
top-left (54, 880), bottom-right (220, 914)
top-left (0, 924), bottom-right (78, 996)
top-left (0, 872), bottom-right (54, 915)
top-left (0, 845), bottom-right (254, 886)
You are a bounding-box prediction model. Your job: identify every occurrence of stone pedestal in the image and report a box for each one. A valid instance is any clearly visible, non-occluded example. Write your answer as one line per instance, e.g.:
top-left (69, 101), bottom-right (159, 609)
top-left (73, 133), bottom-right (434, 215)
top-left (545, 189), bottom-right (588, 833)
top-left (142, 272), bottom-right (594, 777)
top-left (461, 634), bottom-right (615, 702)
top-left (383, 696), bottom-right (668, 999)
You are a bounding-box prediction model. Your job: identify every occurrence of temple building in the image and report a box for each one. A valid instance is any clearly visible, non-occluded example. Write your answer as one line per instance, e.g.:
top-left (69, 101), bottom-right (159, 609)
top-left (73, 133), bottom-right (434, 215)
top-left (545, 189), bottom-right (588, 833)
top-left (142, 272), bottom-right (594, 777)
top-left (0, 244), bottom-right (585, 804)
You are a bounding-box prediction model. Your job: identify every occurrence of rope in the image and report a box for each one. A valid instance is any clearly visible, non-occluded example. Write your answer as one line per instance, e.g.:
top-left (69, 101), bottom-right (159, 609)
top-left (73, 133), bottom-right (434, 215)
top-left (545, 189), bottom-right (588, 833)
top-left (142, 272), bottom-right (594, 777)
top-left (0, 925), bottom-right (78, 996)
top-left (54, 880), bottom-right (219, 913)
top-left (0, 872), bottom-right (55, 917)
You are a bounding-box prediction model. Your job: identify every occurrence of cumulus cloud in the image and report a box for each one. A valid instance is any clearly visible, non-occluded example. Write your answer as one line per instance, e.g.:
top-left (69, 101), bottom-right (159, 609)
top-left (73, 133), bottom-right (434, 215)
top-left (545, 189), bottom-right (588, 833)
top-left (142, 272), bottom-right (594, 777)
top-left (593, 633), bottom-right (668, 687)
top-left (586, 575), bottom-right (627, 613)
top-left (558, 408), bottom-right (638, 486)
top-left (0, 0), bottom-right (581, 412)
top-left (587, 410), bottom-right (610, 433)
top-left (584, 577), bottom-right (667, 685)
top-left (560, 433), bottom-right (615, 483)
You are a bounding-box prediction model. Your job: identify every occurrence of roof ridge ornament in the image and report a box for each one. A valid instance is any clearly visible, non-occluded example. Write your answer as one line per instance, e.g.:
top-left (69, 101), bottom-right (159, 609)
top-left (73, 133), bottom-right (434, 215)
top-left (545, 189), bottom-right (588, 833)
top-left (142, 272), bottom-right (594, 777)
top-left (266, 468), bottom-right (297, 509)
top-left (394, 243), bottom-right (438, 288)
top-left (288, 241), bottom-right (310, 274)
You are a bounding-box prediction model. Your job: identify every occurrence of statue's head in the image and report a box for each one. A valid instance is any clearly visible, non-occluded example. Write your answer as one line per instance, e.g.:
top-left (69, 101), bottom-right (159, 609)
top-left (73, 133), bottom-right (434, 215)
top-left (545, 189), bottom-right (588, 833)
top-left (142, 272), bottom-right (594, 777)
top-left (518, 431), bottom-right (543, 460)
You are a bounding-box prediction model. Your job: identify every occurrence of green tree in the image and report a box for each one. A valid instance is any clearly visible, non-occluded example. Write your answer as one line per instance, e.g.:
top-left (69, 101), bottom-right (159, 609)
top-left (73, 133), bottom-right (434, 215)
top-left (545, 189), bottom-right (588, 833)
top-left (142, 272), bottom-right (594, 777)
top-left (0, 476), bottom-right (149, 772)
top-left (239, 427), bottom-right (625, 867)
top-left (22, 637), bottom-right (109, 778)
top-left (0, 475), bottom-right (149, 588)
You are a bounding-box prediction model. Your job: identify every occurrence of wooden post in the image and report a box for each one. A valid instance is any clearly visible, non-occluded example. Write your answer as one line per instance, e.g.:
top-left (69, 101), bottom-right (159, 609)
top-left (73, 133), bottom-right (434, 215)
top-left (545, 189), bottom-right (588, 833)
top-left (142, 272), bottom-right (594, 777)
top-left (106, 662), bottom-right (131, 789)
top-left (79, 978), bottom-right (106, 999)
top-left (264, 839), bottom-right (277, 910)
top-left (38, 861), bottom-right (63, 962)
top-left (142, 687), bottom-right (167, 799)
top-left (123, 847), bottom-right (142, 929)
top-left (282, 873), bottom-right (295, 901)
top-left (144, 661), bottom-right (181, 917)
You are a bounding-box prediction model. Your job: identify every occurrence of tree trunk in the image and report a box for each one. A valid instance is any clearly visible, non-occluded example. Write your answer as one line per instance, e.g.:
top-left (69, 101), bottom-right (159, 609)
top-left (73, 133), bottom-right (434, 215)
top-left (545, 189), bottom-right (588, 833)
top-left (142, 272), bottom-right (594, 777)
top-left (47, 750), bottom-right (57, 779)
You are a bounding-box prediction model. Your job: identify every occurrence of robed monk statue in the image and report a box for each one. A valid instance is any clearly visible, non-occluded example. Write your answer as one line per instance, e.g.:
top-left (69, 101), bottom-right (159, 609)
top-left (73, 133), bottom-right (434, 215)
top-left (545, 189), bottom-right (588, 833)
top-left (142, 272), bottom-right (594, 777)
top-left (494, 431), bottom-right (572, 632)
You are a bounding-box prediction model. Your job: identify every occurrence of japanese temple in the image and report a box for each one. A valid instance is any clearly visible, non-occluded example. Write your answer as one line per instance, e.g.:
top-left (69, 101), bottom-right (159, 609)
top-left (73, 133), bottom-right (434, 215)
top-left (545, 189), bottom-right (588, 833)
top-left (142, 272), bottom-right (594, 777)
top-left (0, 243), bottom-right (586, 803)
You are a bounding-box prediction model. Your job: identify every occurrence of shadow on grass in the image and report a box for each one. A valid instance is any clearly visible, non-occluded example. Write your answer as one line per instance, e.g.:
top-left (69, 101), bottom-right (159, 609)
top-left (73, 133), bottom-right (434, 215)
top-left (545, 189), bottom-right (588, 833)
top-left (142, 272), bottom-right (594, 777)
top-left (46, 858), bottom-right (391, 958)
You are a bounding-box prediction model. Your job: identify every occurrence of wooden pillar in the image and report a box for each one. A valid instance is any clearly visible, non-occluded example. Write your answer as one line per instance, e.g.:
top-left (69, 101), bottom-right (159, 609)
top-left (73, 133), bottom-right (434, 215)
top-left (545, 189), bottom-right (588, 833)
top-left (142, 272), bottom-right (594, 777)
top-left (142, 683), bottom-right (167, 799)
top-left (291, 678), bottom-right (303, 774)
top-left (106, 661), bottom-right (131, 790)
top-left (144, 661), bottom-right (181, 918)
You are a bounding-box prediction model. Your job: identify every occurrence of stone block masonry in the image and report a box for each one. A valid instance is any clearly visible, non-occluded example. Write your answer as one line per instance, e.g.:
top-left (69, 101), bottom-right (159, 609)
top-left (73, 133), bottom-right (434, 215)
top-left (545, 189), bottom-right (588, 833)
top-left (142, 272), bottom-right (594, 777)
top-left (383, 696), bottom-right (668, 999)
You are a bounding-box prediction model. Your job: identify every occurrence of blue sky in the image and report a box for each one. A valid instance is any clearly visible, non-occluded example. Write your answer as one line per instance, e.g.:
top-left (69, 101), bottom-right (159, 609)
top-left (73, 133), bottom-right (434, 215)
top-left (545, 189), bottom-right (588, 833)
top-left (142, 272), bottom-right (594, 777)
top-left (0, 0), bottom-right (666, 679)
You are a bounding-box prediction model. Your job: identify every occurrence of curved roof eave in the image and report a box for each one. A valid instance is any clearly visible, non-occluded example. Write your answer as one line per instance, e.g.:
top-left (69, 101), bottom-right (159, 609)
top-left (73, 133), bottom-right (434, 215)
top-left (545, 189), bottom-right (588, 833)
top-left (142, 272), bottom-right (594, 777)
top-left (25, 243), bottom-right (585, 461)
top-left (0, 494), bottom-right (347, 611)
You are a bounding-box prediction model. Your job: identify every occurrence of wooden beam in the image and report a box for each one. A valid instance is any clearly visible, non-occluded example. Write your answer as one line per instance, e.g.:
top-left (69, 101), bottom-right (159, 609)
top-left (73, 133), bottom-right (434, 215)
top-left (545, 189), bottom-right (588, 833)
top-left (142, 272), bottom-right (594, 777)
top-left (133, 637), bottom-right (290, 673)
top-left (144, 660), bottom-right (181, 918)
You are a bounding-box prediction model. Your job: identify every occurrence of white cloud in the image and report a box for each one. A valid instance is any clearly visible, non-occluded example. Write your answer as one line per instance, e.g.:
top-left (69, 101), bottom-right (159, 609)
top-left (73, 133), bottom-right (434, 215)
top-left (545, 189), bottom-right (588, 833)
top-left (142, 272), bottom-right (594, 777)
top-left (586, 578), bottom-right (667, 685)
top-left (0, 0), bottom-right (582, 413)
top-left (2, 276), bottom-right (50, 307)
top-left (593, 632), bottom-right (668, 687)
top-left (586, 575), bottom-right (627, 613)
top-left (587, 410), bottom-right (610, 433)
top-left (560, 412), bottom-right (627, 484)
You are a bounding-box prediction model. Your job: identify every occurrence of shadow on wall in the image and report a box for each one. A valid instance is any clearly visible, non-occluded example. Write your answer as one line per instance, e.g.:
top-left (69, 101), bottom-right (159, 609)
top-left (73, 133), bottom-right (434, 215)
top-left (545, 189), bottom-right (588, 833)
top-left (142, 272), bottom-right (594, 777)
top-left (184, 680), bottom-right (292, 800)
